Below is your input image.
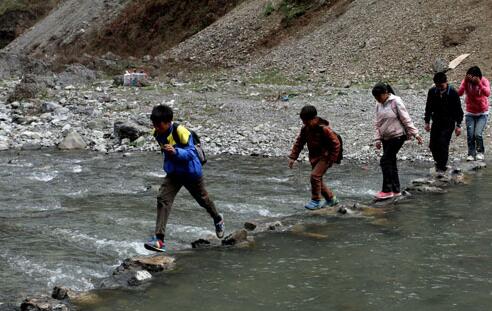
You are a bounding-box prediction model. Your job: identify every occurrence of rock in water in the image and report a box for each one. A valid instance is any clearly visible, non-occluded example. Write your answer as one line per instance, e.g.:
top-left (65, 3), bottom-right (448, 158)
top-left (58, 131), bottom-right (87, 150)
top-left (20, 296), bottom-right (70, 311)
top-left (222, 229), bottom-right (254, 248)
top-left (127, 270), bottom-right (152, 287)
top-left (243, 222), bottom-right (257, 231)
top-left (113, 120), bottom-right (148, 142)
top-left (115, 255), bottom-right (176, 273)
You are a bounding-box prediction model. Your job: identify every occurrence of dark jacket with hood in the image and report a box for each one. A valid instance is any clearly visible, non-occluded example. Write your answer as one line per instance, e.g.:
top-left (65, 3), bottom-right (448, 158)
top-left (289, 117), bottom-right (341, 165)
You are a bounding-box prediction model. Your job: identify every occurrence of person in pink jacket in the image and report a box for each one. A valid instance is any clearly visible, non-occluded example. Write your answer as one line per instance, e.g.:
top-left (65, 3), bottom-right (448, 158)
top-left (458, 66), bottom-right (490, 161)
top-left (373, 83), bottom-right (423, 200)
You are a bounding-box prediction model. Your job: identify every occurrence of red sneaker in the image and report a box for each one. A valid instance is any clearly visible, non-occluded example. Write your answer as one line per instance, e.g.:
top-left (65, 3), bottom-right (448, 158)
top-left (374, 191), bottom-right (394, 200)
top-left (392, 192), bottom-right (402, 197)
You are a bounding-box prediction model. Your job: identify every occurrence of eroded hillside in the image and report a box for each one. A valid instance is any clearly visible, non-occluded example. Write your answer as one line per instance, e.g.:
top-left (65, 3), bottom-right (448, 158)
top-left (2, 0), bottom-right (492, 83)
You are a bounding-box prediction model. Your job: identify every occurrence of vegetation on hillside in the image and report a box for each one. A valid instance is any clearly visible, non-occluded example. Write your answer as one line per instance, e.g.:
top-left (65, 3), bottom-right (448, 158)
top-left (0, 0), bottom-right (59, 48)
top-left (82, 0), bottom-right (245, 57)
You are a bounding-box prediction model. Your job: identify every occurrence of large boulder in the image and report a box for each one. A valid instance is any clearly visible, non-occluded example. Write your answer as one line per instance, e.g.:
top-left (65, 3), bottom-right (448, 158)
top-left (55, 64), bottom-right (97, 87)
top-left (113, 120), bottom-right (148, 142)
top-left (115, 255), bottom-right (176, 274)
top-left (58, 131), bottom-right (87, 150)
top-left (7, 82), bottom-right (44, 103)
top-left (221, 229), bottom-right (254, 248)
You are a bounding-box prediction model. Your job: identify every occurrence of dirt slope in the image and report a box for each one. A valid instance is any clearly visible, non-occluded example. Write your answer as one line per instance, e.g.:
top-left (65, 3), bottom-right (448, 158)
top-left (3, 0), bottom-right (129, 59)
top-left (82, 0), bottom-right (245, 58)
top-left (162, 0), bottom-right (492, 83)
top-left (0, 0), bottom-right (60, 49)
top-left (2, 0), bottom-right (491, 83)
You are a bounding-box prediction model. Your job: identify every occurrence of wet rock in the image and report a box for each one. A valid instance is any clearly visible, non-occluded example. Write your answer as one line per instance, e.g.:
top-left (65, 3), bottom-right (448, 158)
top-left (100, 255), bottom-right (175, 289)
top-left (244, 221), bottom-right (257, 231)
top-left (113, 120), bottom-right (148, 142)
top-left (127, 270), bottom-right (152, 287)
top-left (406, 184), bottom-right (446, 193)
top-left (461, 161), bottom-right (487, 172)
top-left (222, 229), bottom-right (253, 247)
top-left (191, 238), bottom-right (215, 249)
top-left (337, 206), bottom-right (348, 214)
top-left (267, 221), bottom-right (283, 231)
top-left (51, 287), bottom-right (76, 301)
top-left (58, 131), bottom-right (86, 150)
top-left (115, 255), bottom-right (176, 274)
top-left (20, 297), bottom-right (70, 311)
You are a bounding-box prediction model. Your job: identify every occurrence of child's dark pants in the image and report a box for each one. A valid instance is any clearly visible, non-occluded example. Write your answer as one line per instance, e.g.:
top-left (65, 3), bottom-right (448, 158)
top-left (155, 174), bottom-right (219, 239)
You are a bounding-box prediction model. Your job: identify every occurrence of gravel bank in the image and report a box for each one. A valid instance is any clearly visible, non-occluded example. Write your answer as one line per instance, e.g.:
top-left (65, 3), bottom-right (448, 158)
top-left (0, 77), bottom-right (484, 165)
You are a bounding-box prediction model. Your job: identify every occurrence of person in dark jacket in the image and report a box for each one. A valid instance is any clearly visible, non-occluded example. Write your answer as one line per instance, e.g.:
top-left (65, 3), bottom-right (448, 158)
top-left (424, 72), bottom-right (464, 173)
top-left (144, 104), bottom-right (224, 252)
top-left (288, 105), bottom-right (341, 210)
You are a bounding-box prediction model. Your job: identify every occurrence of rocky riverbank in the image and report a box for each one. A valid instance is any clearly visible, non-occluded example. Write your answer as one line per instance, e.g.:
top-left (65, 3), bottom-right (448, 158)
top-left (0, 74), bottom-right (484, 165)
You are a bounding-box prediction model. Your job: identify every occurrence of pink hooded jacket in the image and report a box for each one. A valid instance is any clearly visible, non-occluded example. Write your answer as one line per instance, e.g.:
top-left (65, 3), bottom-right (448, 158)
top-left (374, 94), bottom-right (419, 141)
top-left (458, 77), bottom-right (490, 114)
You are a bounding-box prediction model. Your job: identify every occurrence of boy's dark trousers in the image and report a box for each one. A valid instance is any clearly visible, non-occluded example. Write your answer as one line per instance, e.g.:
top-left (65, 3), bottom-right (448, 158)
top-left (310, 158), bottom-right (334, 200)
top-left (155, 174), bottom-right (219, 239)
top-left (429, 123), bottom-right (454, 171)
top-left (380, 136), bottom-right (406, 193)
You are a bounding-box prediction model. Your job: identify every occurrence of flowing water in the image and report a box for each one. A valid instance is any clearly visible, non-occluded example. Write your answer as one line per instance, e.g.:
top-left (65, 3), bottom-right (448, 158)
top-left (1, 151), bottom-right (491, 310)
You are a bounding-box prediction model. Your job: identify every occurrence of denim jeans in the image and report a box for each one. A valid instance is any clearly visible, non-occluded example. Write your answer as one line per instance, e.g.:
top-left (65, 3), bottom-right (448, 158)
top-left (465, 114), bottom-right (488, 156)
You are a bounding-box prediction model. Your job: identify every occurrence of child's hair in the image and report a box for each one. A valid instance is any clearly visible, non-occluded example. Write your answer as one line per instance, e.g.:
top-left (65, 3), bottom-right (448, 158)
top-left (300, 105), bottom-right (317, 121)
top-left (371, 82), bottom-right (395, 97)
top-left (466, 66), bottom-right (482, 79)
top-left (151, 105), bottom-right (173, 124)
top-left (433, 72), bottom-right (447, 84)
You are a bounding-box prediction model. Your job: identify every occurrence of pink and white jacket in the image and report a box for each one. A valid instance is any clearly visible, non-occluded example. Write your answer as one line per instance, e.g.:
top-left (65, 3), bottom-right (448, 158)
top-left (374, 94), bottom-right (419, 141)
top-left (458, 77), bottom-right (490, 114)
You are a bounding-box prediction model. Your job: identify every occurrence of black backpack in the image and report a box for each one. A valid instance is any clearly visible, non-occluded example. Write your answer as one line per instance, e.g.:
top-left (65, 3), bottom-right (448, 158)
top-left (171, 123), bottom-right (207, 165)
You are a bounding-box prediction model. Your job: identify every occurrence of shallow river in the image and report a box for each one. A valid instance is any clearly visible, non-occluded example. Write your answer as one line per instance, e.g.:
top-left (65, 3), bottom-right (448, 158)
top-left (1, 151), bottom-right (491, 310)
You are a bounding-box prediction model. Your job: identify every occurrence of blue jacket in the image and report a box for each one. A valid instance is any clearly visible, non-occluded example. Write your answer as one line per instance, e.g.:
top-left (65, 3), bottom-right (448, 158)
top-left (154, 123), bottom-right (202, 180)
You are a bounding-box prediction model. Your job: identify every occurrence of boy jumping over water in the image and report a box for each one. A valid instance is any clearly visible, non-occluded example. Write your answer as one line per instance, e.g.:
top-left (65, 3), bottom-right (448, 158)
top-left (288, 105), bottom-right (341, 210)
top-left (145, 104), bottom-right (224, 252)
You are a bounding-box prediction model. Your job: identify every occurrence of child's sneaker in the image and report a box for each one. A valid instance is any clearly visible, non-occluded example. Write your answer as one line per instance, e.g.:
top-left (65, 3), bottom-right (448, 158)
top-left (476, 153), bottom-right (484, 161)
top-left (214, 214), bottom-right (225, 239)
top-left (392, 192), bottom-right (402, 197)
top-left (374, 191), bottom-right (394, 200)
top-left (323, 196), bottom-right (340, 207)
top-left (144, 236), bottom-right (166, 252)
top-left (466, 155), bottom-right (475, 161)
top-left (304, 199), bottom-right (322, 210)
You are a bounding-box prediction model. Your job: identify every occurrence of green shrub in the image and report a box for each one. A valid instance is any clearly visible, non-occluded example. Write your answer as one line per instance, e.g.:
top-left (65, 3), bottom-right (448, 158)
top-left (263, 2), bottom-right (275, 16)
